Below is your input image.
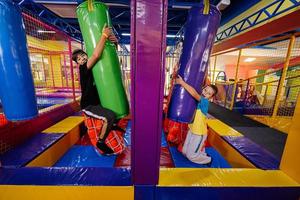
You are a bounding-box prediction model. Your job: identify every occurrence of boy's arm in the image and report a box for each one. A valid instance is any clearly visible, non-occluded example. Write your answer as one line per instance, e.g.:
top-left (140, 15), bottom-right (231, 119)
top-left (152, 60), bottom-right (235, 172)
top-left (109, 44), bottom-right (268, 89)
top-left (86, 26), bottom-right (112, 69)
top-left (176, 75), bottom-right (201, 101)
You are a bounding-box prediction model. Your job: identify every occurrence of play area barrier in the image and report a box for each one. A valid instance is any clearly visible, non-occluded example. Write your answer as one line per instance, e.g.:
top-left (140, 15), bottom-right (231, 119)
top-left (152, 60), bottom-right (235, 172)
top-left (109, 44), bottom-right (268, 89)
top-left (208, 34), bottom-right (300, 133)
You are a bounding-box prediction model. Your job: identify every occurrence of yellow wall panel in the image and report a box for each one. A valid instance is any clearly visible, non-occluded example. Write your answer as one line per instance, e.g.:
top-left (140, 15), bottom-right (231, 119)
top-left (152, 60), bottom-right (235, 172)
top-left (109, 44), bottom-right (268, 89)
top-left (280, 96), bottom-right (300, 183)
top-left (0, 186), bottom-right (134, 200)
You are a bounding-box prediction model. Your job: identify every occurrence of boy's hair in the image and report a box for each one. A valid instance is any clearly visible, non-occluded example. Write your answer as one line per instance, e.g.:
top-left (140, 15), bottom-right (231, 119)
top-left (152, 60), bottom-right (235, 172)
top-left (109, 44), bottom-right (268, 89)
top-left (72, 49), bottom-right (86, 63)
top-left (208, 84), bottom-right (218, 97)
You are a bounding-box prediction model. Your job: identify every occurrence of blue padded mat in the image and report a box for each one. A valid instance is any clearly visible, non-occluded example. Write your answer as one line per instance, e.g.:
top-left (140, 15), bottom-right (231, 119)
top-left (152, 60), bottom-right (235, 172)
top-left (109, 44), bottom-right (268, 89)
top-left (169, 147), bottom-right (231, 168)
top-left (223, 136), bottom-right (279, 169)
top-left (124, 121), bottom-right (131, 146)
top-left (37, 97), bottom-right (72, 105)
top-left (161, 131), bottom-right (168, 147)
top-left (0, 167), bottom-right (131, 186)
top-left (37, 97), bottom-right (72, 104)
top-left (124, 121), bottom-right (168, 147)
top-left (0, 133), bottom-right (64, 168)
top-left (54, 145), bottom-right (117, 167)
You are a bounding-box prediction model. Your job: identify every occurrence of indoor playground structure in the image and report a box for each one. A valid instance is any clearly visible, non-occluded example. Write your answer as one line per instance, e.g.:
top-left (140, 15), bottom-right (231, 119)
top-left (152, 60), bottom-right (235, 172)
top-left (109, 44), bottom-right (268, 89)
top-left (0, 0), bottom-right (300, 200)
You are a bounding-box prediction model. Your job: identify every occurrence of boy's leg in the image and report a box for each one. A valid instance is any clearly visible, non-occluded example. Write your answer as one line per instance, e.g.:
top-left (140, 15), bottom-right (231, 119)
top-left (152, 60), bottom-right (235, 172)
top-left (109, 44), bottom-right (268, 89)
top-left (94, 119), bottom-right (114, 154)
top-left (99, 119), bottom-right (108, 140)
top-left (183, 131), bottom-right (211, 164)
top-left (182, 130), bottom-right (193, 156)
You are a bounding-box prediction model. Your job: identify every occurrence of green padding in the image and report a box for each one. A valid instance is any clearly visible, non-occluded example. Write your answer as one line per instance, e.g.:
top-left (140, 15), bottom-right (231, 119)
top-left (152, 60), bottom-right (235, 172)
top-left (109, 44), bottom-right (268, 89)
top-left (77, 1), bottom-right (129, 118)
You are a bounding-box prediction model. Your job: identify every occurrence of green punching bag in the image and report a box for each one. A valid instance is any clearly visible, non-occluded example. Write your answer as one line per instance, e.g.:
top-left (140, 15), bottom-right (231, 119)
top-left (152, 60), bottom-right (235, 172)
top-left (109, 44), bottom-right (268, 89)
top-left (76, 0), bottom-right (129, 118)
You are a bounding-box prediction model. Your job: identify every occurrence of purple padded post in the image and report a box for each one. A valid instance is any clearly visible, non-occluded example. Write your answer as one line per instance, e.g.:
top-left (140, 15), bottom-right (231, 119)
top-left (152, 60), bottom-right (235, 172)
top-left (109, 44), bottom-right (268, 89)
top-left (130, 0), bottom-right (168, 185)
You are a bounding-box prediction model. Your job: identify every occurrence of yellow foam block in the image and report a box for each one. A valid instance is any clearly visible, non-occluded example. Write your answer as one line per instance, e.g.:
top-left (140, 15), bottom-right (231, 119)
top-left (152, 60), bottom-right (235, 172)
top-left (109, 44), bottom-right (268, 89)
top-left (207, 119), bottom-right (242, 136)
top-left (159, 168), bottom-right (300, 187)
top-left (0, 186), bottom-right (133, 200)
top-left (43, 116), bottom-right (84, 133)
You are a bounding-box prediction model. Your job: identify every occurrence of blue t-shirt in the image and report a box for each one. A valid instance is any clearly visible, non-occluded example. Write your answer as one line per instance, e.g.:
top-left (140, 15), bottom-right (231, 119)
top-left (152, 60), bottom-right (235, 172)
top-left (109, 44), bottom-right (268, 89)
top-left (197, 97), bottom-right (209, 116)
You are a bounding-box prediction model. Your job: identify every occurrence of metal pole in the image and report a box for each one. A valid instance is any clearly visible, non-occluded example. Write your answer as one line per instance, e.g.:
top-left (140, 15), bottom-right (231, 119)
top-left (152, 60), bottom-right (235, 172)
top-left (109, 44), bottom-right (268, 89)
top-left (230, 49), bottom-right (242, 110)
top-left (212, 56), bottom-right (217, 84)
top-left (41, 55), bottom-right (47, 87)
top-left (272, 35), bottom-right (296, 118)
top-left (68, 39), bottom-right (76, 101)
top-left (49, 55), bottom-right (55, 88)
top-left (242, 79), bottom-right (250, 114)
top-left (263, 84), bottom-right (268, 106)
top-left (63, 54), bottom-right (69, 88)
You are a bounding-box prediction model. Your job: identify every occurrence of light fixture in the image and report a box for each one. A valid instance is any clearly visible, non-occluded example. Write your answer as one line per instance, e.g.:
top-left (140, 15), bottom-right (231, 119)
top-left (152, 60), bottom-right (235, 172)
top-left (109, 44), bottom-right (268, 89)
top-left (217, 0), bottom-right (230, 11)
top-left (121, 33), bottom-right (130, 36)
top-left (37, 30), bottom-right (56, 34)
top-left (167, 35), bottom-right (177, 38)
top-left (244, 57), bottom-right (256, 62)
top-left (172, 5), bottom-right (191, 9)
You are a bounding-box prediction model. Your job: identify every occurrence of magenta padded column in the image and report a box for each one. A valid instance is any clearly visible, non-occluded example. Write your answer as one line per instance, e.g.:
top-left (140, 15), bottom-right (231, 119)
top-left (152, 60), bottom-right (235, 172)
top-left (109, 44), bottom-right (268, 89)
top-left (130, 0), bottom-right (168, 185)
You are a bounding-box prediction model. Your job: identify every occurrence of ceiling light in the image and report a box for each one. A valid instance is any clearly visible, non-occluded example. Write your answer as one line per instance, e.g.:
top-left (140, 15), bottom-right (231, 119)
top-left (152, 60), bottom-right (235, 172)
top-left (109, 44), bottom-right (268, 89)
top-left (167, 35), bottom-right (176, 38)
top-left (244, 57), bottom-right (256, 62)
top-left (37, 30), bottom-right (56, 34)
top-left (172, 5), bottom-right (191, 9)
top-left (121, 33), bottom-right (130, 36)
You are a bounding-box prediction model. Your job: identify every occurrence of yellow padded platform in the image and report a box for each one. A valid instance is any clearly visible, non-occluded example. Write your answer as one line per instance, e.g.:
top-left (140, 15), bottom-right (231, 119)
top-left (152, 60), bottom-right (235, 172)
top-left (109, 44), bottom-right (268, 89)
top-left (207, 119), bottom-right (243, 136)
top-left (0, 186), bottom-right (133, 200)
top-left (159, 168), bottom-right (300, 187)
top-left (43, 116), bottom-right (84, 133)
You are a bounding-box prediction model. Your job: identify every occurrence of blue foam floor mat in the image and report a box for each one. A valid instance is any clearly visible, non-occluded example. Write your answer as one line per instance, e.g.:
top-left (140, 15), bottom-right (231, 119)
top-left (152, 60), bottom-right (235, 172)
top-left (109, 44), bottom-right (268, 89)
top-left (54, 145), bottom-right (117, 167)
top-left (169, 146), bottom-right (231, 168)
top-left (124, 121), bottom-right (168, 147)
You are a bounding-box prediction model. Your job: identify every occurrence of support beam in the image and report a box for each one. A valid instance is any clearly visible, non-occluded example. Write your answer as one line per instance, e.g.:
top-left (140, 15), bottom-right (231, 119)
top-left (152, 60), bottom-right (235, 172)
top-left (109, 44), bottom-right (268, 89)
top-left (68, 39), bottom-right (76, 101)
top-left (229, 49), bottom-right (242, 110)
top-left (130, 0), bottom-right (167, 185)
top-left (212, 56), bottom-right (218, 84)
top-left (212, 9), bottom-right (300, 54)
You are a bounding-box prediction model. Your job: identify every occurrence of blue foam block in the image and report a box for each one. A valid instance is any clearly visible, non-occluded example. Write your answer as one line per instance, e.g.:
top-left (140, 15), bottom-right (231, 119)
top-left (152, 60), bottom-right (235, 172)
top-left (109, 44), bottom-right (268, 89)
top-left (0, 167), bottom-right (131, 186)
top-left (156, 187), bottom-right (300, 200)
top-left (54, 145), bottom-right (117, 167)
top-left (37, 97), bottom-right (72, 105)
top-left (161, 131), bottom-right (168, 147)
top-left (135, 185), bottom-right (156, 200)
top-left (124, 121), bottom-right (131, 146)
top-left (0, 133), bottom-right (64, 168)
top-left (223, 136), bottom-right (279, 169)
top-left (169, 147), bottom-right (231, 168)
top-left (123, 121), bottom-right (168, 147)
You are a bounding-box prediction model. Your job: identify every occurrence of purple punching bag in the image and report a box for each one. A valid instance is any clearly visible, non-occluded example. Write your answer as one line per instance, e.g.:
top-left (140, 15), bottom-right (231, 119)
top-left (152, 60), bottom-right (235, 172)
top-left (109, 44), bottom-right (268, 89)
top-left (168, 2), bottom-right (221, 123)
